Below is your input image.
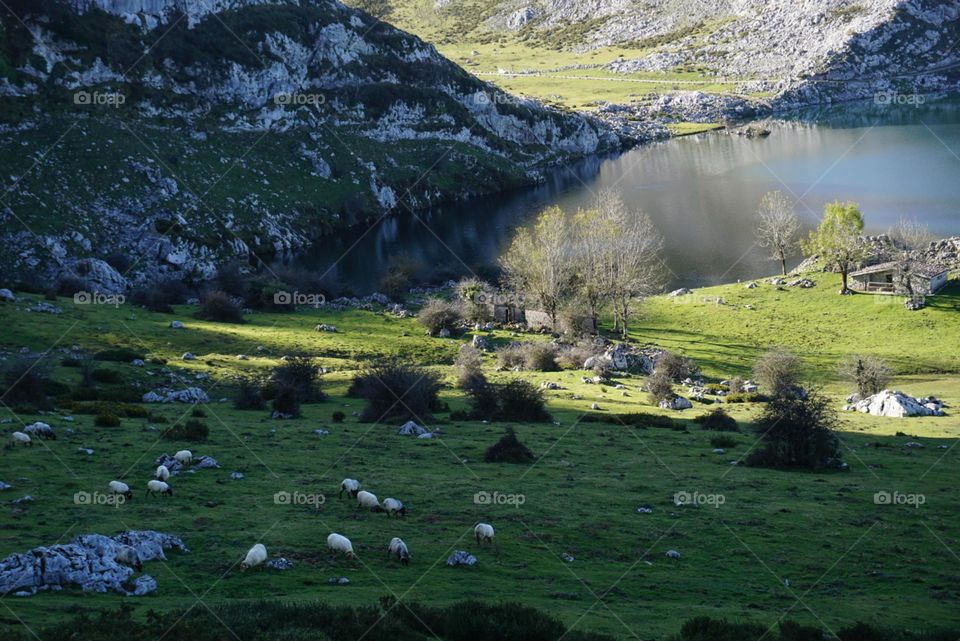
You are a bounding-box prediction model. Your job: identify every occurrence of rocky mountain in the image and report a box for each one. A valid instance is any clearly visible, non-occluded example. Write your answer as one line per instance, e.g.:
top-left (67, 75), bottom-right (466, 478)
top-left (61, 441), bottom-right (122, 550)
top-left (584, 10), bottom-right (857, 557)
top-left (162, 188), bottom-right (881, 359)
top-left (0, 0), bottom-right (623, 292)
top-left (357, 0), bottom-right (960, 117)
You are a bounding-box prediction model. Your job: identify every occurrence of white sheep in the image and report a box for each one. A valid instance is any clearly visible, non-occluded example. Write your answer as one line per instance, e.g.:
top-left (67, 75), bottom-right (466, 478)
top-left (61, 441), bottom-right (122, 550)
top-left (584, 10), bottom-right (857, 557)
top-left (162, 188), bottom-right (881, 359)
top-left (327, 532), bottom-right (355, 559)
top-left (387, 537), bottom-right (411, 565)
top-left (174, 450), bottom-right (192, 465)
top-left (241, 543), bottom-right (267, 570)
top-left (383, 497), bottom-right (406, 518)
top-left (155, 465), bottom-right (171, 481)
top-left (108, 480), bottom-right (133, 500)
top-left (115, 545), bottom-right (142, 571)
top-left (10, 431), bottom-right (31, 447)
top-left (24, 422), bottom-right (55, 440)
top-left (146, 479), bottom-right (172, 497)
top-left (356, 490), bottom-right (383, 512)
top-left (339, 478), bottom-right (360, 498)
top-left (474, 523), bottom-right (495, 544)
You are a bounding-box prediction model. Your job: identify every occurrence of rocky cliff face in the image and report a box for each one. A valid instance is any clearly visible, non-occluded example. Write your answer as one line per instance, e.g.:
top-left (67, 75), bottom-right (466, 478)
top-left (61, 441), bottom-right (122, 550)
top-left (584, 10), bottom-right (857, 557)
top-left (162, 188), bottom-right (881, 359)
top-left (0, 0), bottom-right (623, 292)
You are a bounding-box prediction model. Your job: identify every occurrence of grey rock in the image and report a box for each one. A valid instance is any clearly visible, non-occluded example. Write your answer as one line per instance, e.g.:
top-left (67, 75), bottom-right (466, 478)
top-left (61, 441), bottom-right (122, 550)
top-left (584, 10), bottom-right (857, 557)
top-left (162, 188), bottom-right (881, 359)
top-left (446, 550), bottom-right (477, 567)
top-left (266, 557), bottom-right (293, 570)
top-left (398, 421), bottom-right (429, 436)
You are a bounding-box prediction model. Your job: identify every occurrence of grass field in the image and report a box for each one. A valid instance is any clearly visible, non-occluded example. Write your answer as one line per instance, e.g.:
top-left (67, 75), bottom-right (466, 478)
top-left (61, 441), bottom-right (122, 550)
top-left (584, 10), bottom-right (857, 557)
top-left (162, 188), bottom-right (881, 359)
top-left (0, 271), bottom-right (958, 639)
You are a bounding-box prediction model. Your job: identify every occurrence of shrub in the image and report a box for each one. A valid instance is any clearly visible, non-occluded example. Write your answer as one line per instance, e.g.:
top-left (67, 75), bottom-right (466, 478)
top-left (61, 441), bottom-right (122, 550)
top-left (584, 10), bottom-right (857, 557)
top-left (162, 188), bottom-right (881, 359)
top-left (556, 339), bottom-right (605, 370)
top-left (234, 379), bottom-right (266, 411)
top-left (94, 412), bottom-right (121, 427)
top-left (580, 412), bottom-right (680, 429)
top-left (196, 290), bottom-right (245, 323)
top-left (162, 419), bottom-right (209, 441)
top-left (417, 297), bottom-right (462, 336)
top-left (655, 351), bottom-right (699, 382)
top-left (191, 407), bottom-right (206, 418)
top-left (349, 361), bottom-right (441, 423)
top-left (747, 392), bottom-right (841, 470)
top-left (496, 380), bottom-right (551, 422)
top-left (128, 279), bottom-right (189, 313)
top-left (454, 344), bottom-right (485, 390)
top-left (94, 348), bottom-right (144, 362)
top-left (484, 428), bottom-right (535, 463)
top-left (2, 358), bottom-right (51, 407)
top-left (496, 342), bottom-right (557, 372)
top-left (693, 407), bottom-right (739, 431)
top-left (727, 376), bottom-right (745, 393)
top-left (645, 370), bottom-right (675, 405)
top-left (91, 368), bottom-right (122, 384)
top-left (456, 277), bottom-right (493, 323)
top-left (838, 355), bottom-right (891, 398)
top-left (753, 348), bottom-right (803, 398)
top-left (710, 435), bottom-right (738, 448)
top-left (331, 411), bottom-right (345, 423)
top-left (272, 357), bottom-right (325, 402)
top-left (724, 392), bottom-right (766, 404)
top-left (271, 385), bottom-right (301, 418)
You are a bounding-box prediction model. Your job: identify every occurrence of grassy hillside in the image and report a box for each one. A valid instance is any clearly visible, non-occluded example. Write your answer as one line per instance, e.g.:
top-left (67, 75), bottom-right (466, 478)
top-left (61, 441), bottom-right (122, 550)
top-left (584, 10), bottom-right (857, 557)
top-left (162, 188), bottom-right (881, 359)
top-left (0, 271), bottom-right (958, 638)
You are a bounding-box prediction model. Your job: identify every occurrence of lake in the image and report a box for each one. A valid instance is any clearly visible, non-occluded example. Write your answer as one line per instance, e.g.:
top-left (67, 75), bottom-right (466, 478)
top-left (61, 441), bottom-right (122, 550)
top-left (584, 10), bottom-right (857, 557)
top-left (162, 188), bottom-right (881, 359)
top-left (291, 97), bottom-right (960, 293)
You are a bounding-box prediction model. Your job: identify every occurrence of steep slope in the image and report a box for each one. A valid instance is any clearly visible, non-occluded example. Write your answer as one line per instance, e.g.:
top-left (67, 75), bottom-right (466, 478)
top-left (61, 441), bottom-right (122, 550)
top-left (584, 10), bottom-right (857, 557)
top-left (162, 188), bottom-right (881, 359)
top-left (0, 0), bottom-right (623, 291)
top-left (346, 0), bottom-right (960, 115)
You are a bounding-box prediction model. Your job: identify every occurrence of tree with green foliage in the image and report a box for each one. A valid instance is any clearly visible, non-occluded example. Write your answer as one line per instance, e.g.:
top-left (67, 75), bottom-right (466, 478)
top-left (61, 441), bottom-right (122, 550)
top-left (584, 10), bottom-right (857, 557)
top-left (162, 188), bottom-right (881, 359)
top-left (801, 202), bottom-right (870, 294)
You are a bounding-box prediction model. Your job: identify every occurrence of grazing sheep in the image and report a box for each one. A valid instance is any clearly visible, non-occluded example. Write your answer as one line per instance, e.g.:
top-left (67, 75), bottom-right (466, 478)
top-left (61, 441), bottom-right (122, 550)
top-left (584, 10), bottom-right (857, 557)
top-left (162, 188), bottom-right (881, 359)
top-left (387, 537), bottom-right (411, 565)
top-left (155, 465), bottom-right (171, 481)
top-left (174, 450), bottom-right (192, 465)
top-left (339, 478), bottom-right (360, 498)
top-left (108, 480), bottom-right (133, 500)
top-left (10, 432), bottom-right (31, 447)
top-left (115, 545), bottom-right (142, 571)
top-left (383, 497), bottom-right (406, 518)
top-left (356, 490), bottom-right (383, 512)
top-left (474, 523), bottom-right (495, 544)
top-left (146, 479), bottom-right (172, 497)
top-left (327, 533), bottom-right (355, 559)
top-left (24, 422), bottom-right (55, 440)
top-left (240, 543), bottom-right (267, 570)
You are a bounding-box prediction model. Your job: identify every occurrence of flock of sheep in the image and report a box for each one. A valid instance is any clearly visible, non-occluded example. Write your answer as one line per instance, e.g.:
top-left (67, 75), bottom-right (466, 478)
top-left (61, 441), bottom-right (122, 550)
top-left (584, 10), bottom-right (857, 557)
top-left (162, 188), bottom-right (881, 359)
top-left (106, 450), bottom-right (192, 500)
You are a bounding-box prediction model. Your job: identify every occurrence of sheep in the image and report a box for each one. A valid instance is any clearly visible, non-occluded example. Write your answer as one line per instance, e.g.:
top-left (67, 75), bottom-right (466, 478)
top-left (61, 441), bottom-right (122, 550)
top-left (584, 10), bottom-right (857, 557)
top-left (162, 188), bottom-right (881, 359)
top-left (387, 537), bottom-right (411, 565)
top-left (108, 480), bottom-right (133, 500)
top-left (383, 497), bottom-right (406, 518)
top-left (10, 432), bottom-right (31, 447)
top-left (155, 465), bottom-right (171, 481)
top-left (327, 532), bottom-right (355, 559)
top-left (146, 479), bottom-right (172, 497)
top-left (115, 545), bottom-right (142, 571)
top-left (339, 478), bottom-right (360, 499)
top-left (474, 523), bottom-right (495, 544)
top-left (240, 543), bottom-right (267, 570)
top-left (24, 422), bottom-right (55, 440)
top-left (356, 490), bottom-right (383, 512)
top-left (174, 450), bottom-right (192, 465)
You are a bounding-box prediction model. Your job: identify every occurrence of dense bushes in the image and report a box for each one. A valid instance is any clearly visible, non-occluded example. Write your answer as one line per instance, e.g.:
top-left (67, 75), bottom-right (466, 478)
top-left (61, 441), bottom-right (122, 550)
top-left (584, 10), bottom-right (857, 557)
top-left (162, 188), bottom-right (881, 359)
top-left (484, 428), bottom-right (535, 463)
top-left (1, 358), bottom-right (52, 408)
top-left (271, 385), bottom-right (301, 418)
top-left (234, 378), bottom-right (265, 410)
top-left (454, 344), bottom-right (485, 390)
top-left (162, 419), bottom-right (209, 441)
top-left (753, 348), bottom-right (803, 398)
top-left (747, 392), bottom-right (841, 470)
top-left (645, 369), bottom-right (676, 405)
top-left (349, 360), bottom-right (442, 422)
top-left (94, 412), bottom-right (121, 427)
top-left (463, 379), bottom-right (551, 423)
top-left (496, 342), bottom-right (558, 372)
top-left (196, 290), bottom-right (245, 323)
top-left (90, 368), bottom-right (122, 384)
top-left (417, 297), bottom-right (462, 335)
top-left (272, 357), bottom-right (325, 403)
top-left (693, 407), bottom-right (739, 431)
top-left (656, 351), bottom-right (699, 381)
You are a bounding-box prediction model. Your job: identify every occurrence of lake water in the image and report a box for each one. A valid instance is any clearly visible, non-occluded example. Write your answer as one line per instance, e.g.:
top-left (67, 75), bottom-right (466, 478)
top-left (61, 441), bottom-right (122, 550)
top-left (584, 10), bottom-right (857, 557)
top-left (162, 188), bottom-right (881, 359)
top-left (293, 97), bottom-right (960, 293)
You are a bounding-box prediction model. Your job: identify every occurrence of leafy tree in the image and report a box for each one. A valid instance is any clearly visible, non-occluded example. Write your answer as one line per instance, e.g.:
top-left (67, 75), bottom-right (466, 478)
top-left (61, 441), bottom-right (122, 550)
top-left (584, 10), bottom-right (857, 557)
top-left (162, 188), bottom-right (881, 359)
top-left (801, 201), bottom-right (870, 294)
top-left (747, 392), bottom-right (841, 470)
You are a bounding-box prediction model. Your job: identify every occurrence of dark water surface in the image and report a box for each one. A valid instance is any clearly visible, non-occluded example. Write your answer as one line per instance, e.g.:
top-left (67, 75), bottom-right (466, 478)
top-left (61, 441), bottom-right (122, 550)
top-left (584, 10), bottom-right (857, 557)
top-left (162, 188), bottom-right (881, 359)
top-left (293, 98), bottom-right (960, 293)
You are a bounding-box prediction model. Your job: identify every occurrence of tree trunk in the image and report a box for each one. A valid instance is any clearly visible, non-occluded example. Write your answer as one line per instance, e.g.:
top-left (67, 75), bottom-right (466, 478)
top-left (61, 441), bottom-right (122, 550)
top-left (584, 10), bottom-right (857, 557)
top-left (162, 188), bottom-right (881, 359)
top-left (779, 249), bottom-right (787, 276)
top-left (840, 268), bottom-right (849, 294)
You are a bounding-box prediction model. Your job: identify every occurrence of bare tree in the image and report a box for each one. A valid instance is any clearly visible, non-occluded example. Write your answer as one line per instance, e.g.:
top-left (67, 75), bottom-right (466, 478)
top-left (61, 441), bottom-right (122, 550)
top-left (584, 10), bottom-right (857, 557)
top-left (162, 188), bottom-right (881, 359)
top-left (837, 355), bottom-right (891, 398)
top-left (499, 206), bottom-right (576, 330)
top-left (889, 217), bottom-right (934, 300)
top-left (597, 190), bottom-right (664, 339)
top-left (755, 191), bottom-right (801, 276)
